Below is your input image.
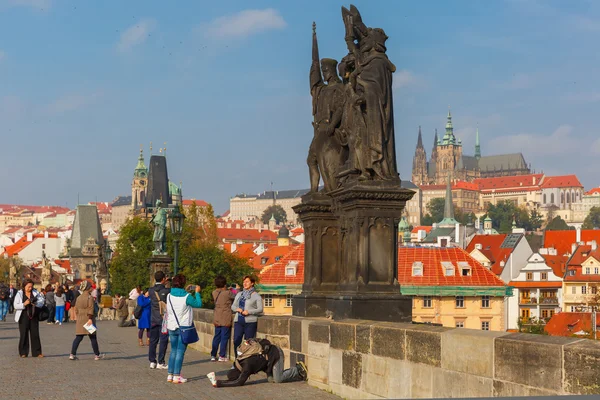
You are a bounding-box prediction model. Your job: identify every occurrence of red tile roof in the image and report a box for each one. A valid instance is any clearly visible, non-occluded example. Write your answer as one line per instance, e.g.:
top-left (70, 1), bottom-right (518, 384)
top-left (411, 226), bottom-right (433, 234)
top-left (564, 245), bottom-right (600, 282)
top-left (541, 253), bottom-right (568, 278)
top-left (252, 245), bottom-right (293, 270)
top-left (465, 234), bottom-right (514, 275)
top-left (217, 228), bottom-right (278, 243)
top-left (398, 247), bottom-right (506, 287)
top-left (543, 230), bottom-right (600, 257)
top-left (259, 245), bottom-right (304, 285)
top-left (585, 188), bottom-right (600, 195)
top-left (54, 259), bottom-right (71, 273)
top-left (474, 174), bottom-right (543, 192)
top-left (540, 175), bottom-right (583, 189)
top-left (1, 233), bottom-right (59, 257)
top-left (182, 199), bottom-right (209, 207)
top-left (234, 243), bottom-right (258, 260)
top-left (545, 312), bottom-right (600, 337)
top-left (0, 204), bottom-right (71, 214)
top-left (419, 180), bottom-right (479, 192)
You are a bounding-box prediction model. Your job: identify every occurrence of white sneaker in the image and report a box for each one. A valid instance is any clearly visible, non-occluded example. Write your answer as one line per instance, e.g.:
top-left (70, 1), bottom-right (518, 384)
top-left (210, 356), bottom-right (217, 362)
top-left (207, 372), bottom-right (217, 387)
top-left (167, 374), bottom-right (173, 382)
top-left (157, 363), bottom-right (168, 370)
top-left (173, 376), bottom-right (187, 384)
top-left (150, 362), bottom-right (157, 369)
top-left (218, 356), bottom-right (228, 362)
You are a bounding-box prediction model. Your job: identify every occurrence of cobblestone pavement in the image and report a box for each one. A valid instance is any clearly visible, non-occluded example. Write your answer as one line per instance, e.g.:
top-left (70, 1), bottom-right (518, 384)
top-left (0, 319), bottom-right (339, 400)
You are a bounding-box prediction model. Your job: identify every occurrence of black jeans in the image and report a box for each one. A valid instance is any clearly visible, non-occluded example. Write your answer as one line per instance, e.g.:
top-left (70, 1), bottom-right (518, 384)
top-left (148, 325), bottom-right (168, 364)
top-left (46, 305), bottom-right (55, 323)
top-left (71, 334), bottom-right (100, 356)
top-left (18, 312), bottom-right (42, 357)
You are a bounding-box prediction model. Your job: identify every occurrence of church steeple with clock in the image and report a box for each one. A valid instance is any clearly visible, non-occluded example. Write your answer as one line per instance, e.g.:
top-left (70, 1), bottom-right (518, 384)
top-left (132, 147), bottom-right (148, 210)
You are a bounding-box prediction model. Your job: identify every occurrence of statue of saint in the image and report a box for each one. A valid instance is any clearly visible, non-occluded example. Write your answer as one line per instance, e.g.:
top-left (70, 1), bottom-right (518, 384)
top-left (307, 22), bottom-right (348, 193)
top-left (341, 5), bottom-right (399, 182)
top-left (150, 199), bottom-right (167, 255)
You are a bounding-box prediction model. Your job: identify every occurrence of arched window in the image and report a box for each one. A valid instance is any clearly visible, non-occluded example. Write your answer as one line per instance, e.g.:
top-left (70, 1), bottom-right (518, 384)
top-left (561, 193), bottom-right (564, 204)
top-left (551, 193), bottom-right (555, 204)
top-left (567, 193), bottom-right (570, 204)
top-left (543, 194), bottom-right (547, 204)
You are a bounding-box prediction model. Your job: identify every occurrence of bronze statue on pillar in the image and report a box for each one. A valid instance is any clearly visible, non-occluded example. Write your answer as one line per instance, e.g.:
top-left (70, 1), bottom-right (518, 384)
top-left (294, 5), bottom-right (414, 323)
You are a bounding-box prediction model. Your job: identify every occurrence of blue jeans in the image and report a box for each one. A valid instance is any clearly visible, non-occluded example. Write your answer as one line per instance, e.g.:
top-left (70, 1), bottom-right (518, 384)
top-left (211, 326), bottom-right (231, 358)
top-left (168, 329), bottom-right (188, 375)
top-left (233, 321), bottom-right (257, 357)
top-left (0, 300), bottom-right (8, 320)
top-left (55, 306), bottom-right (65, 323)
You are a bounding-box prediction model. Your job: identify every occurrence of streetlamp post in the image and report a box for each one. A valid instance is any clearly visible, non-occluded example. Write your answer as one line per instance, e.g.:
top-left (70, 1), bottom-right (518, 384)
top-left (168, 204), bottom-right (185, 276)
top-left (104, 243), bottom-right (113, 294)
top-left (91, 261), bottom-right (97, 285)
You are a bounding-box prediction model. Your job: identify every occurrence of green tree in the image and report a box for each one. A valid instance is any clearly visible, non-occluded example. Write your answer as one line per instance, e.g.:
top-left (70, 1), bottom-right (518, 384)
top-left (583, 206), bottom-right (600, 229)
top-left (529, 209), bottom-right (543, 232)
top-left (261, 204), bottom-right (287, 225)
top-left (545, 216), bottom-right (573, 231)
top-left (486, 200), bottom-right (519, 233)
top-left (109, 216), bottom-right (154, 296)
top-left (422, 198), bottom-right (445, 225)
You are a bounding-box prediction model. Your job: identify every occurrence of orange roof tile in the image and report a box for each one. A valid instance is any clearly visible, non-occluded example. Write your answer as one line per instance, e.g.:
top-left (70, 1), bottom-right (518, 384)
top-left (585, 187), bottom-right (600, 195)
top-left (543, 230), bottom-right (600, 257)
top-left (564, 245), bottom-right (600, 281)
top-left (474, 174), bottom-right (543, 192)
top-left (1, 233), bottom-right (59, 257)
top-left (217, 228), bottom-right (278, 243)
top-left (545, 312), bottom-right (600, 337)
top-left (252, 245), bottom-right (293, 270)
top-left (542, 253), bottom-right (568, 278)
top-left (411, 226), bottom-right (433, 234)
top-left (182, 199), bottom-right (209, 207)
top-left (465, 234), bottom-right (514, 275)
top-left (540, 175), bottom-right (583, 189)
top-left (419, 180), bottom-right (480, 192)
top-left (259, 245), bottom-right (304, 285)
top-left (398, 247), bottom-right (506, 287)
top-left (54, 259), bottom-right (71, 273)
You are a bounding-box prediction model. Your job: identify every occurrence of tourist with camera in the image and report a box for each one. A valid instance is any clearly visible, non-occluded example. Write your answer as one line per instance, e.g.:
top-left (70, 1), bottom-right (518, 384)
top-left (165, 274), bottom-right (203, 384)
top-left (231, 276), bottom-right (263, 358)
top-left (14, 278), bottom-right (45, 358)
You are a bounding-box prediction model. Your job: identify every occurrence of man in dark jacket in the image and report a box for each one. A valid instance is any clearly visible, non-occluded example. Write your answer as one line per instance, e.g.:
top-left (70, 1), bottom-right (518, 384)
top-left (147, 270), bottom-right (170, 370)
top-left (115, 293), bottom-right (135, 327)
top-left (207, 339), bottom-right (307, 387)
top-left (8, 284), bottom-right (16, 314)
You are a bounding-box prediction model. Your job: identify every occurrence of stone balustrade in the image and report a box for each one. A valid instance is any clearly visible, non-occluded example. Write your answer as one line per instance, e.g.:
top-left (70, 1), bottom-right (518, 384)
top-left (191, 309), bottom-right (600, 398)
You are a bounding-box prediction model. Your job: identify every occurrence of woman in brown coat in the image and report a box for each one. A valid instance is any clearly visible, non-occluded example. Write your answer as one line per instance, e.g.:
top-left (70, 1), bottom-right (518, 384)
top-left (210, 276), bottom-right (236, 362)
top-left (69, 281), bottom-right (104, 360)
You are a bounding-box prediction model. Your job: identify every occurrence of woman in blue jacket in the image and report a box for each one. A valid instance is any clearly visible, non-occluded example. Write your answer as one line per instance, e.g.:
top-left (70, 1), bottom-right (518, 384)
top-left (137, 289), bottom-right (152, 346)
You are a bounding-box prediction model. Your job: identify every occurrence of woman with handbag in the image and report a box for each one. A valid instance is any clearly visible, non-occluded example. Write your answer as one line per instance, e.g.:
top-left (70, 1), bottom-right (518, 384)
top-left (166, 274), bottom-right (202, 384)
top-left (69, 280), bottom-right (104, 361)
top-left (14, 279), bottom-right (45, 358)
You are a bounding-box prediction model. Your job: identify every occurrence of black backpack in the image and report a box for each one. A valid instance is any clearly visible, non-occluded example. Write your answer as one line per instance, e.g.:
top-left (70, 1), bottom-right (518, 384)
top-left (133, 304), bottom-right (143, 319)
top-left (0, 286), bottom-right (9, 301)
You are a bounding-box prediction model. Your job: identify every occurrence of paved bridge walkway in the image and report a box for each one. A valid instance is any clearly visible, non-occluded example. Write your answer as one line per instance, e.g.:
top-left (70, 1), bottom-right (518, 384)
top-left (0, 319), bottom-right (339, 400)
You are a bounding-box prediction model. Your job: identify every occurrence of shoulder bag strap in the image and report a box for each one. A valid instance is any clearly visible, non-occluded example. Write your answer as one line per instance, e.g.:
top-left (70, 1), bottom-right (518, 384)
top-left (168, 295), bottom-right (180, 328)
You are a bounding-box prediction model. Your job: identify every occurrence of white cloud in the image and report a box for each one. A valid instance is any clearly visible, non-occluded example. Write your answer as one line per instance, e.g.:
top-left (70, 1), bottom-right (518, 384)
top-left (489, 125), bottom-right (579, 156)
top-left (205, 9), bottom-right (286, 39)
top-left (43, 93), bottom-right (99, 115)
top-left (393, 70), bottom-right (416, 89)
top-left (117, 19), bottom-right (156, 53)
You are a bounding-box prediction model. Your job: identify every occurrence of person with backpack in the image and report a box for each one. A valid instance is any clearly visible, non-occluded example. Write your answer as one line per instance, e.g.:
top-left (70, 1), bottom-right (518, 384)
top-left (136, 289), bottom-right (151, 346)
top-left (231, 276), bottom-right (263, 358)
top-left (211, 275), bottom-right (235, 362)
top-left (44, 284), bottom-right (55, 325)
top-left (115, 293), bottom-right (135, 327)
top-left (0, 283), bottom-right (10, 322)
top-left (148, 270), bottom-right (170, 370)
top-left (206, 338), bottom-right (308, 387)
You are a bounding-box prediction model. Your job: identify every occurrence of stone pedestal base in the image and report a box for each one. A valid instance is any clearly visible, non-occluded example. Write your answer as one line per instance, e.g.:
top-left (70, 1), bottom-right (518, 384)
top-left (292, 292), bottom-right (412, 323)
top-left (147, 255), bottom-right (172, 286)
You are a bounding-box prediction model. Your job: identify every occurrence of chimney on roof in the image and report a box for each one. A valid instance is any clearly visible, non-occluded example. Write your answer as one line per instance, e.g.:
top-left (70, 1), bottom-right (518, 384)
top-left (455, 222), bottom-right (460, 243)
top-left (572, 243), bottom-right (577, 254)
top-left (27, 232), bottom-right (33, 242)
top-left (44, 231), bottom-right (48, 239)
top-left (592, 240), bottom-right (597, 251)
top-left (533, 176), bottom-right (536, 185)
top-left (576, 226), bottom-right (582, 244)
top-left (231, 243), bottom-right (236, 253)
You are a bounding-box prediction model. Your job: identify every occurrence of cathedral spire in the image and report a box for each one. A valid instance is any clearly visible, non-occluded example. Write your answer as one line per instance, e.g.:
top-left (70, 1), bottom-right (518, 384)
top-left (474, 125), bottom-right (481, 160)
top-left (442, 108), bottom-right (456, 145)
top-left (417, 126), bottom-right (423, 148)
top-left (433, 129), bottom-right (439, 150)
top-left (439, 173), bottom-right (458, 227)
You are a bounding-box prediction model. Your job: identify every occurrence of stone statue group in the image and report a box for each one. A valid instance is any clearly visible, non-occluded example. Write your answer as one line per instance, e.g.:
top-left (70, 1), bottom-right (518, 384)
top-left (308, 5), bottom-right (399, 194)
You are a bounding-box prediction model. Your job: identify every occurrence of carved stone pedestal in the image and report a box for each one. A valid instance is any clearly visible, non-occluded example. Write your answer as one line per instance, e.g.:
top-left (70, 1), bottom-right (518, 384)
top-left (292, 181), bottom-right (415, 322)
top-left (147, 255), bottom-right (172, 286)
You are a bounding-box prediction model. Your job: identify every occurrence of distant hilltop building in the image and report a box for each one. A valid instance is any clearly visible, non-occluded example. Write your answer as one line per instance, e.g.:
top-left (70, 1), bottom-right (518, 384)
top-left (412, 110), bottom-right (532, 185)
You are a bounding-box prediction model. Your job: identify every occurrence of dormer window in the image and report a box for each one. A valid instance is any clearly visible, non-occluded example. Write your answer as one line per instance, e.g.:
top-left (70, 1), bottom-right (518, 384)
top-left (569, 270), bottom-right (575, 276)
top-left (261, 257), bottom-right (268, 265)
top-left (586, 267), bottom-right (591, 275)
top-left (285, 261), bottom-right (298, 276)
top-left (412, 261), bottom-right (423, 277)
top-left (441, 261), bottom-right (455, 276)
top-left (458, 262), bottom-right (471, 276)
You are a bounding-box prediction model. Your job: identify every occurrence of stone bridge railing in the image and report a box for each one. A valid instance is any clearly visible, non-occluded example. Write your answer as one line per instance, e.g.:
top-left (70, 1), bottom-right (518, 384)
top-left (191, 309), bottom-right (600, 398)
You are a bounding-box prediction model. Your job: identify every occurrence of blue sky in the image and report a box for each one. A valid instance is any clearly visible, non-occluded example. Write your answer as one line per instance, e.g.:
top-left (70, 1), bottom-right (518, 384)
top-left (2, 0), bottom-right (600, 213)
